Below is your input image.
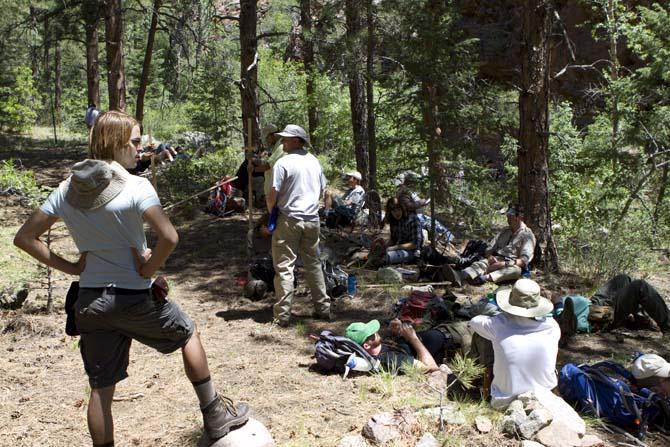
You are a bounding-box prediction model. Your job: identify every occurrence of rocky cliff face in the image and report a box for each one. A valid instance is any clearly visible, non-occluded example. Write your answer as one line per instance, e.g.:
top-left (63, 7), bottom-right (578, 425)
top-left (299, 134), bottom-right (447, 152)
top-left (457, 0), bottom-right (652, 101)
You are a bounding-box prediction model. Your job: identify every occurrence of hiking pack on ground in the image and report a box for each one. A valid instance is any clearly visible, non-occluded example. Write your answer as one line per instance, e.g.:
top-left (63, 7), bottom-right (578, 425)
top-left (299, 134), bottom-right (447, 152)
top-left (395, 290), bottom-right (456, 326)
top-left (559, 360), bottom-right (670, 438)
top-left (314, 330), bottom-right (380, 378)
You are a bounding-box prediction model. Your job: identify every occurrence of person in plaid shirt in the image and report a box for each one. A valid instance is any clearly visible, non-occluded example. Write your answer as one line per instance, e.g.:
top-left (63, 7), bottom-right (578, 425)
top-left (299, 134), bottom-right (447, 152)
top-left (384, 197), bottom-right (423, 264)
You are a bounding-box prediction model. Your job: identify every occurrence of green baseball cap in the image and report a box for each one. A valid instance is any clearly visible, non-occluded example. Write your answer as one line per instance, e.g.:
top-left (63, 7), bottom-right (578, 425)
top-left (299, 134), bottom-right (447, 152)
top-left (346, 320), bottom-right (381, 345)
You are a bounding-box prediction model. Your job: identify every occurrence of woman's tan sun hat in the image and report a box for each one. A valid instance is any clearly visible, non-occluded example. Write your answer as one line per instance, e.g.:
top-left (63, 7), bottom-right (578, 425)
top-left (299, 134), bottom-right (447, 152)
top-left (496, 278), bottom-right (553, 318)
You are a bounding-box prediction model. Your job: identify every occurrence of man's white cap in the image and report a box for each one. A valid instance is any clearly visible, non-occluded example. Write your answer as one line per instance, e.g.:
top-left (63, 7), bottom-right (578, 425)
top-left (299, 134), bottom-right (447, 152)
top-left (261, 124), bottom-right (279, 144)
top-left (631, 354), bottom-right (670, 379)
top-left (345, 171), bottom-right (362, 181)
top-left (276, 124), bottom-right (310, 146)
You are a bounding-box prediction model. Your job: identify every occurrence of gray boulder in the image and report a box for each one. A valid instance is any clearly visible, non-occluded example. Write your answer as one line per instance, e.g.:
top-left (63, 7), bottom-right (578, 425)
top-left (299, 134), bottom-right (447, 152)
top-left (415, 432), bottom-right (439, 447)
top-left (474, 415), bottom-right (493, 433)
top-left (198, 418), bottom-right (274, 447)
top-left (376, 267), bottom-right (404, 284)
top-left (362, 410), bottom-right (416, 444)
top-left (536, 420), bottom-right (582, 447)
top-left (518, 408), bottom-right (552, 439)
top-left (338, 434), bottom-right (368, 447)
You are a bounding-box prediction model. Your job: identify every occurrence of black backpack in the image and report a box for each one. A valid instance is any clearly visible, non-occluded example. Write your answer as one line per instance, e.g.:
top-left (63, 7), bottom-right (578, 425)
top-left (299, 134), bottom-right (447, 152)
top-left (314, 330), bottom-right (380, 377)
top-left (322, 260), bottom-right (348, 298)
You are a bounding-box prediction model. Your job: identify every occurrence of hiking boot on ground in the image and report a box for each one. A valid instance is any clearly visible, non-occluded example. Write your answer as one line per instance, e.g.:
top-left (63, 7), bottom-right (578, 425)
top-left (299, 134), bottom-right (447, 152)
top-left (441, 264), bottom-right (463, 287)
top-left (202, 394), bottom-right (250, 440)
top-left (271, 318), bottom-right (290, 327)
top-left (558, 297), bottom-right (577, 348)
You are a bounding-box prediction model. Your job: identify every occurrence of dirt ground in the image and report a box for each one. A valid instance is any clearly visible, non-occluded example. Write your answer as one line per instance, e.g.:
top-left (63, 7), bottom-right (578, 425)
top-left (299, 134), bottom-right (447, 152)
top-left (2, 137), bottom-right (670, 447)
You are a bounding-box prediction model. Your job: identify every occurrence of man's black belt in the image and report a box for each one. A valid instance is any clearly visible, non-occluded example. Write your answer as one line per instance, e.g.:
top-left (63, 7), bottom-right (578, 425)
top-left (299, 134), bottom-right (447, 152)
top-left (82, 286), bottom-right (150, 295)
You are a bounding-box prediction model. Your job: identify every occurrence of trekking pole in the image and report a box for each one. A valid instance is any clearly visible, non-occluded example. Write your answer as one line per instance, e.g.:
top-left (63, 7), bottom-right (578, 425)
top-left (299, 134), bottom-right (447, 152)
top-left (163, 176), bottom-right (238, 212)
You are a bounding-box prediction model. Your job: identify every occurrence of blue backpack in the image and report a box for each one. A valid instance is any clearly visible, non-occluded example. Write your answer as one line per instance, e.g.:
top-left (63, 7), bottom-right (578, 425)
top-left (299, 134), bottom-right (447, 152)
top-left (558, 360), bottom-right (664, 438)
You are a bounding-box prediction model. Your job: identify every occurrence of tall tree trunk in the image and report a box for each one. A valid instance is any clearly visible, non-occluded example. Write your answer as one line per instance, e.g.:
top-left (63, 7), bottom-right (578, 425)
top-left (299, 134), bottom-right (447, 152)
top-left (300, 0), bottom-right (319, 148)
top-left (43, 17), bottom-right (50, 88)
top-left (518, 0), bottom-right (558, 272)
top-left (54, 40), bottom-right (62, 124)
top-left (104, 0), bottom-right (126, 111)
top-left (653, 164), bottom-right (669, 224)
top-left (345, 0), bottom-right (368, 187)
top-left (366, 0), bottom-right (377, 190)
top-left (239, 0), bottom-right (260, 148)
top-left (136, 0), bottom-right (162, 123)
top-left (83, 1), bottom-right (101, 107)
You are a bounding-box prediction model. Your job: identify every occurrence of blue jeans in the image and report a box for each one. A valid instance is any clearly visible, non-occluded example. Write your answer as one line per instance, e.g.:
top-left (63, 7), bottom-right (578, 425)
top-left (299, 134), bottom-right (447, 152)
top-left (384, 249), bottom-right (416, 265)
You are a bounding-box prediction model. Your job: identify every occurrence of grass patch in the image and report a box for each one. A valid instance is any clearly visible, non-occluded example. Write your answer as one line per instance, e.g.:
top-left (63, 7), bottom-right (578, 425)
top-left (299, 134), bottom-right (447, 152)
top-left (0, 159), bottom-right (50, 206)
top-left (0, 225), bottom-right (41, 290)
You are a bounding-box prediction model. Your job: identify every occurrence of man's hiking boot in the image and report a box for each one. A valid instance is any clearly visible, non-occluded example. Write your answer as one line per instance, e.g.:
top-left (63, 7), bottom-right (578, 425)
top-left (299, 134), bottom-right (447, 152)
top-left (202, 394), bottom-right (250, 440)
top-left (441, 264), bottom-right (463, 287)
top-left (558, 297), bottom-right (577, 348)
top-left (272, 318), bottom-right (290, 328)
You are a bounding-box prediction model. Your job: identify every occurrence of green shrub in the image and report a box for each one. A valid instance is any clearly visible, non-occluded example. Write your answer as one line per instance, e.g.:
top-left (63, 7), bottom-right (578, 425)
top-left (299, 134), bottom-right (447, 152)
top-left (0, 66), bottom-right (38, 133)
top-left (0, 159), bottom-right (49, 206)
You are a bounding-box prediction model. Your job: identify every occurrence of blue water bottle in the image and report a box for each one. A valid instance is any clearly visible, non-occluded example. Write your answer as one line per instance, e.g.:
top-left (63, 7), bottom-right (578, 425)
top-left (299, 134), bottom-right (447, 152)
top-left (347, 274), bottom-right (357, 298)
top-left (268, 207), bottom-right (279, 233)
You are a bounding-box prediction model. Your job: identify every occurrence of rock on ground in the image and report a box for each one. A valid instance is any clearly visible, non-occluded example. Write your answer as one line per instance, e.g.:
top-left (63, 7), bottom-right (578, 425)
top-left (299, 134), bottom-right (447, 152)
top-left (520, 441), bottom-right (545, 447)
top-left (338, 434), bottom-right (368, 447)
top-left (518, 408), bottom-right (552, 439)
top-left (535, 420), bottom-right (582, 447)
top-left (198, 418), bottom-right (274, 447)
top-left (415, 432), bottom-right (439, 447)
top-left (362, 410), bottom-right (417, 444)
top-left (418, 403), bottom-right (466, 425)
top-left (580, 434), bottom-right (606, 447)
top-left (474, 415), bottom-right (493, 433)
top-left (376, 267), bottom-right (404, 284)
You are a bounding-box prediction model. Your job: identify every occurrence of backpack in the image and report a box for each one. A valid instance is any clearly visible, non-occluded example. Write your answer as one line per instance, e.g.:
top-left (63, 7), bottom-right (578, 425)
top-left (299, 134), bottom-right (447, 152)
top-left (396, 291), bottom-right (455, 326)
top-left (314, 330), bottom-right (380, 378)
top-left (558, 360), bottom-right (664, 437)
top-left (457, 239), bottom-right (487, 268)
top-left (248, 257), bottom-right (275, 292)
top-left (205, 176), bottom-right (235, 217)
top-left (322, 260), bottom-right (348, 298)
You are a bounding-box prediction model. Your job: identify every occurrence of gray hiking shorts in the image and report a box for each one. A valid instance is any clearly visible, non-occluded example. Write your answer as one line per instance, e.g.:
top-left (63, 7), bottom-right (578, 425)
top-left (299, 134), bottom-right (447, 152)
top-left (75, 287), bottom-right (194, 389)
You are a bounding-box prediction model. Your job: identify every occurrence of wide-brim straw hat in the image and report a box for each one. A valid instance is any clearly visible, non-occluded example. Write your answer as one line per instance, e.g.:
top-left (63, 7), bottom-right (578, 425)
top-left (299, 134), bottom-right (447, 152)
top-left (496, 278), bottom-right (553, 318)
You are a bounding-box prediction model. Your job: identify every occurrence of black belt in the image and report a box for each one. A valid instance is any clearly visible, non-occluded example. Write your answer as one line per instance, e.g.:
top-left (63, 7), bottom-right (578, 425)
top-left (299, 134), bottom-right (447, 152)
top-left (82, 286), bottom-right (149, 296)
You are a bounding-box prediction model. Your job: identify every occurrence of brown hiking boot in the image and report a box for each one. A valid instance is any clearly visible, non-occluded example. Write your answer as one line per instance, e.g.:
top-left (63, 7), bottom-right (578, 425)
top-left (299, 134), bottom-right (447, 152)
top-left (202, 394), bottom-right (250, 440)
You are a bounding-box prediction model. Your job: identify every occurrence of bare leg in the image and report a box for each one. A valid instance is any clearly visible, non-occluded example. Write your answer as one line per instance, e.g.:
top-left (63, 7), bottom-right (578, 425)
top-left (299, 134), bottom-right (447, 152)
top-left (181, 329), bottom-right (210, 382)
top-left (324, 191), bottom-right (333, 209)
top-left (88, 385), bottom-right (115, 446)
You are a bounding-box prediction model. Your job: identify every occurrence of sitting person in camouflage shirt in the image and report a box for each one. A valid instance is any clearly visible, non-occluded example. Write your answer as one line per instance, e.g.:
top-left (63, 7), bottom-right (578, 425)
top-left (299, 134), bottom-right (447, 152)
top-left (444, 203), bottom-right (536, 285)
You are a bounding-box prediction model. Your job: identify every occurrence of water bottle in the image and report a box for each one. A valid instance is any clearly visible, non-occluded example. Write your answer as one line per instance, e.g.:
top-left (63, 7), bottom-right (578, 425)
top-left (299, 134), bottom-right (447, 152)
top-left (347, 274), bottom-right (357, 297)
top-left (343, 353), bottom-right (379, 379)
top-left (268, 207), bottom-right (279, 233)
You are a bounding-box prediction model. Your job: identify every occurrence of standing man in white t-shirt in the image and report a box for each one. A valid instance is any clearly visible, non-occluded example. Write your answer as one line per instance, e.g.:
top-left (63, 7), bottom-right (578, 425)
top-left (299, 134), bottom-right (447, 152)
top-left (266, 124), bottom-right (330, 326)
top-left (468, 278), bottom-right (560, 410)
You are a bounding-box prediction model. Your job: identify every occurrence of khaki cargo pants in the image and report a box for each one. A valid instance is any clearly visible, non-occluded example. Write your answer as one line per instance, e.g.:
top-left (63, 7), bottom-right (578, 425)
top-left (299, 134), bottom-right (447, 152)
top-left (462, 259), bottom-right (522, 284)
top-left (272, 214), bottom-right (330, 323)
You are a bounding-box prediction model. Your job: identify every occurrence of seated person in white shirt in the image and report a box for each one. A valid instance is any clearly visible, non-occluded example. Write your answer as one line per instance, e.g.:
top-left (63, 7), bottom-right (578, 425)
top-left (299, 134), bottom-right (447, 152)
top-left (322, 171), bottom-right (365, 227)
top-left (468, 278), bottom-right (559, 410)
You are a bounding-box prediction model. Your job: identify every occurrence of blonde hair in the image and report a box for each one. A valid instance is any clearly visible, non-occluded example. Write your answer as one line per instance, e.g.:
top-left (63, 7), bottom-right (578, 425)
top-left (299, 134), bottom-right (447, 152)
top-left (89, 111), bottom-right (139, 160)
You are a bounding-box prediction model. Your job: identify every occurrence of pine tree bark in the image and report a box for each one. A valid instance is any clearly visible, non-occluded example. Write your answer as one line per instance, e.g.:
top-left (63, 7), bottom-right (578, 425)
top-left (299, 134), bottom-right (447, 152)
top-left (366, 0), bottom-right (377, 190)
top-left (136, 0), bottom-right (162, 123)
top-left (300, 0), bottom-right (319, 148)
top-left (103, 0), bottom-right (126, 111)
top-left (345, 0), bottom-right (368, 186)
top-left (518, 0), bottom-right (559, 271)
top-left (239, 0), bottom-right (260, 148)
top-left (83, 1), bottom-right (101, 107)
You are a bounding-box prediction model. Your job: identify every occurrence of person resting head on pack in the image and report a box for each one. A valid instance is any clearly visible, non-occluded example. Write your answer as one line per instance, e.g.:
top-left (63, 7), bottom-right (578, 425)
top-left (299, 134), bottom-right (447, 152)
top-left (632, 354), bottom-right (670, 395)
top-left (321, 171), bottom-right (365, 227)
top-left (443, 203), bottom-right (536, 286)
top-left (378, 197), bottom-right (423, 265)
top-left (346, 319), bottom-right (449, 373)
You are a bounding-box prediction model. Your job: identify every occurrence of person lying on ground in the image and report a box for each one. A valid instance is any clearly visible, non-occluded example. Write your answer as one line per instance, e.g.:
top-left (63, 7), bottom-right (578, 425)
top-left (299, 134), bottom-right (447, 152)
top-left (131, 141), bottom-right (179, 175)
top-left (14, 110), bottom-right (249, 446)
top-left (591, 273), bottom-right (670, 333)
top-left (468, 278), bottom-right (559, 410)
top-left (632, 354), bottom-right (670, 396)
top-left (374, 197), bottom-right (423, 266)
top-left (321, 171), bottom-right (365, 227)
top-left (443, 203), bottom-right (536, 286)
top-left (346, 319), bottom-right (445, 373)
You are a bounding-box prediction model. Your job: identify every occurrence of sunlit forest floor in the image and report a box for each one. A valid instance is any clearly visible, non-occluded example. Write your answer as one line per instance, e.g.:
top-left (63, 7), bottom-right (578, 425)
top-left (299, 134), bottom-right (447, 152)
top-left (1, 133), bottom-right (669, 446)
